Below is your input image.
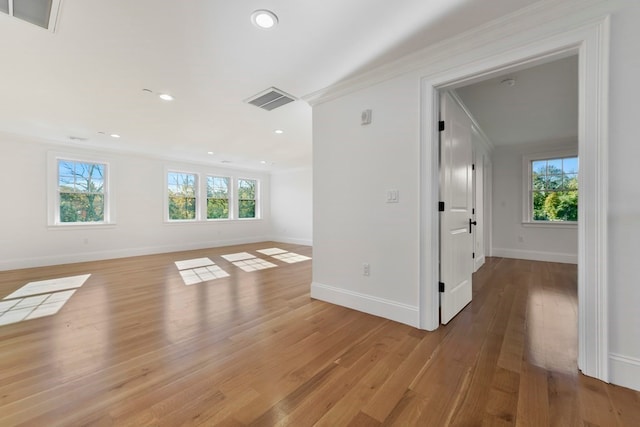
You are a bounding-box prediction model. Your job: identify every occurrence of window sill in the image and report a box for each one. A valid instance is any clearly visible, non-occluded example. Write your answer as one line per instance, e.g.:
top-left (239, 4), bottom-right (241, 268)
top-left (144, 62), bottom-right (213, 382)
top-left (48, 222), bottom-right (117, 230)
top-left (164, 218), bottom-right (262, 225)
top-left (522, 221), bottom-right (578, 229)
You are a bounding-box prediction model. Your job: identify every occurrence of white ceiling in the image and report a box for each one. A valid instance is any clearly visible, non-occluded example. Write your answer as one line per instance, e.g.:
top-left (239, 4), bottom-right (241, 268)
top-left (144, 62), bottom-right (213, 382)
top-left (455, 55), bottom-right (578, 147)
top-left (0, 0), bottom-right (542, 171)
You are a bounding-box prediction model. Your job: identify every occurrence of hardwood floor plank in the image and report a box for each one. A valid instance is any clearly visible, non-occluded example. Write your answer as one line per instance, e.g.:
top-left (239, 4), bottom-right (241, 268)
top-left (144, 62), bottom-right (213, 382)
top-left (0, 246), bottom-right (638, 426)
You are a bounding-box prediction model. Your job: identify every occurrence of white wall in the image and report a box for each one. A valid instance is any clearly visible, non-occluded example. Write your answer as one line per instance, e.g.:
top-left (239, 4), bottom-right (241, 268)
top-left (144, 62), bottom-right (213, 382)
top-left (312, 0), bottom-right (640, 390)
top-left (491, 140), bottom-right (578, 264)
top-left (608, 0), bottom-right (640, 391)
top-left (270, 168), bottom-right (313, 245)
top-left (312, 75), bottom-right (422, 326)
top-left (0, 134), bottom-right (272, 270)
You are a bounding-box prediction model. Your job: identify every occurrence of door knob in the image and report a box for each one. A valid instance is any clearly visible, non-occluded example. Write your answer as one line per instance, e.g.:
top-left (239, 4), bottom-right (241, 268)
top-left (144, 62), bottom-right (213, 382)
top-left (469, 219), bottom-right (477, 233)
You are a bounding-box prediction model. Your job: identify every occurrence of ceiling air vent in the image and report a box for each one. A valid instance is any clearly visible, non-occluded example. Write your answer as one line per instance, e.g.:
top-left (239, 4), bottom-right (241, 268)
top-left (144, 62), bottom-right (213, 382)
top-left (1, 0), bottom-right (62, 32)
top-left (245, 87), bottom-right (296, 111)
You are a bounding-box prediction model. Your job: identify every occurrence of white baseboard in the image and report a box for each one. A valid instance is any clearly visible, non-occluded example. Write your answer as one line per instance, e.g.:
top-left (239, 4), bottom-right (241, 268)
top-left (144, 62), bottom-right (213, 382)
top-left (269, 236), bottom-right (313, 246)
top-left (474, 255), bottom-right (486, 272)
top-left (310, 281), bottom-right (419, 328)
top-left (0, 236), bottom-right (272, 271)
top-left (610, 353), bottom-right (640, 392)
top-left (491, 248), bottom-right (577, 264)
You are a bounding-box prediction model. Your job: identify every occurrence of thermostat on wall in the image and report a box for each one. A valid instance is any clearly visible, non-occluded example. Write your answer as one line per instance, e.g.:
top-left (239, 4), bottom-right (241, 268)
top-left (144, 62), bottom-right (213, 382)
top-left (361, 109), bottom-right (372, 125)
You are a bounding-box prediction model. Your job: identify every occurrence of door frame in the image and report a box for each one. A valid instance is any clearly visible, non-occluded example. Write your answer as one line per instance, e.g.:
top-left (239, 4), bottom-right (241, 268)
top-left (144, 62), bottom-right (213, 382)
top-left (419, 18), bottom-right (610, 382)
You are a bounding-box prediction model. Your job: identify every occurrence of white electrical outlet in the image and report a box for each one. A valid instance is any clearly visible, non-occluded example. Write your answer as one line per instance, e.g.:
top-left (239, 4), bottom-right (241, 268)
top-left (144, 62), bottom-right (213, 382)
top-left (363, 263), bottom-right (370, 276)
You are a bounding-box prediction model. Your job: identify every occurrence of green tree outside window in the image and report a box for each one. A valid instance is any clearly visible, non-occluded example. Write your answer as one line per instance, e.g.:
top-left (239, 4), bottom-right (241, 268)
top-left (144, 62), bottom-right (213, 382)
top-left (531, 157), bottom-right (578, 222)
top-left (168, 172), bottom-right (197, 220)
top-left (238, 179), bottom-right (257, 219)
top-left (58, 160), bottom-right (105, 223)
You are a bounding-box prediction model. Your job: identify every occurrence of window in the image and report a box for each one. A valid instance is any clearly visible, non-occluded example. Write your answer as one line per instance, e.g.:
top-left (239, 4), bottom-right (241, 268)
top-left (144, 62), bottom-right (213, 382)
top-left (207, 176), bottom-right (230, 219)
top-left (238, 178), bottom-right (257, 219)
top-left (57, 159), bottom-right (106, 223)
top-left (168, 172), bottom-right (197, 220)
top-left (525, 154), bottom-right (578, 223)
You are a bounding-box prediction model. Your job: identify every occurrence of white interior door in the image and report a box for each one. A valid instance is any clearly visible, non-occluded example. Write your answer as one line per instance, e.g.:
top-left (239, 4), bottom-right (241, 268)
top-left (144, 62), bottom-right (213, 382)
top-left (440, 92), bottom-right (474, 324)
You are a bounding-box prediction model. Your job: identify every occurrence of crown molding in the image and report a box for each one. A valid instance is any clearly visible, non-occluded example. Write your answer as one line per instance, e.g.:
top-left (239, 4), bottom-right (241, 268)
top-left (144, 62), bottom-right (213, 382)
top-left (303, 0), bottom-right (616, 106)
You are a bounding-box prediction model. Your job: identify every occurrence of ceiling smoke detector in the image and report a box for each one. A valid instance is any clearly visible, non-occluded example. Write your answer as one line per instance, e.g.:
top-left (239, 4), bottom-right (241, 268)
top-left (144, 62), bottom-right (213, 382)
top-left (245, 87), bottom-right (296, 111)
top-left (500, 78), bottom-right (516, 87)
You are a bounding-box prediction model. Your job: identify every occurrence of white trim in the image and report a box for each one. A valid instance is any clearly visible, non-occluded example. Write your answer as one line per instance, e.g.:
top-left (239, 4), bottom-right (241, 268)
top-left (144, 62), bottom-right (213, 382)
top-left (269, 236), bottom-right (313, 246)
top-left (418, 83), bottom-right (440, 331)
top-left (0, 235), bottom-right (272, 272)
top-left (305, 0), bottom-right (613, 106)
top-left (609, 353), bottom-right (640, 392)
top-left (492, 248), bottom-right (577, 265)
top-left (474, 255), bottom-right (486, 272)
top-left (417, 17), bottom-right (609, 381)
top-left (310, 282), bottom-right (419, 328)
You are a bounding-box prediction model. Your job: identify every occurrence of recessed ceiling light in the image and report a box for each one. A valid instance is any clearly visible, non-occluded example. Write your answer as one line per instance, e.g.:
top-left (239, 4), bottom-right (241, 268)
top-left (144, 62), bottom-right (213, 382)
top-left (260, 160), bottom-right (267, 164)
top-left (274, 129), bottom-right (284, 134)
top-left (159, 93), bottom-right (174, 101)
top-left (207, 151), bottom-right (214, 155)
top-left (110, 134), bottom-right (121, 138)
top-left (251, 10), bottom-right (278, 29)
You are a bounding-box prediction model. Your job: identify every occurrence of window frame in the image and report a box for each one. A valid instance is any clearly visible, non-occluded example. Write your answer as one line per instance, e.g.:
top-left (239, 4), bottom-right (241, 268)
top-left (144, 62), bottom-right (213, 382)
top-left (522, 149), bottom-right (578, 227)
top-left (206, 175), bottom-right (232, 221)
top-left (163, 167), bottom-right (263, 224)
top-left (47, 152), bottom-right (114, 227)
top-left (166, 170), bottom-right (199, 222)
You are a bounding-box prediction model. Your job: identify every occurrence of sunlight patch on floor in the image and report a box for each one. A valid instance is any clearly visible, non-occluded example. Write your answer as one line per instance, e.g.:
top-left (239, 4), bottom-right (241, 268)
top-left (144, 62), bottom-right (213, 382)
top-left (257, 248), bottom-right (312, 264)
top-left (0, 274), bottom-right (91, 326)
top-left (175, 258), bottom-right (230, 285)
top-left (256, 248), bottom-right (288, 256)
top-left (221, 252), bottom-right (256, 262)
top-left (272, 252), bottom-right (312, 263)
top-left (232, 258), bottom-right (278, 272)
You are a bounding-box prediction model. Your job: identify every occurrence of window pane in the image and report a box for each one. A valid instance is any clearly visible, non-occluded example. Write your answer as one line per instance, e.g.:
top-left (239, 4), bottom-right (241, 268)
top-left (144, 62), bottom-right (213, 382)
top-left (239, 200), bottom-right (256, 219)
top-left (563, 173), bottom-right (578, 190)
top-left (532, 160), bottom-right (547, 176)
top-left (59, 193), bottom-right (104, 223)
top-left (546, 174), bottom-right (562, 190)
top-left (167, 172), bottom-right (197, 220)
top-left (169, 196), bottom-right (196, 220)
top-left (207, 199), bottom-right (229, 219)
top-left (207, 176), bottom-right (229, 198)
top-left (238, 179), bottom-right (256, 199)
top-left (57, 160), bottom-right (107, 223)
top-left (563, 157), bottom-right (579, 174)
top-left (547, 159), bottom-right (562, 175)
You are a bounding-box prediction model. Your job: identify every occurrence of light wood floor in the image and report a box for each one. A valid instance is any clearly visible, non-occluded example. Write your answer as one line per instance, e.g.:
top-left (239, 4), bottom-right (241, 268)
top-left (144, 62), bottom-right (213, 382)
top-left (0, 243), bottom-right (638, 426)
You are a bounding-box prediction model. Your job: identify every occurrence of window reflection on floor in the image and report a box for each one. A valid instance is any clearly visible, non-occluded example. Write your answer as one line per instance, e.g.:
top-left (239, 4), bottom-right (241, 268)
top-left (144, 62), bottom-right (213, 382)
top-left (175, 257), bottom-right (230, 285)
top-left (526, 285), bottom-right (577, 374)
top-left (0, 274), bottom-right (90, 326)
top-left (257, 247), bottom-right (312, 263)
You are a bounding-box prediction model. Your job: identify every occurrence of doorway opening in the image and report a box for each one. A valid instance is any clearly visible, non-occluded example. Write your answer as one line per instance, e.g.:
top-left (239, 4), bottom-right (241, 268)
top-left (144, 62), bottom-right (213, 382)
top-left (420, 19), bottom-right (609, 383)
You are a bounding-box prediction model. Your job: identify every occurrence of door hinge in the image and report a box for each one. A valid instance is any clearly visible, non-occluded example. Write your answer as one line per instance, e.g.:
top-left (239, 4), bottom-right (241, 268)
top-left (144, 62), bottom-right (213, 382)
top-left (439, 121), bottom-right (445, 132)
top-left (473, 252), bottom-right (475, 259)
top-left (472, 163), bottom-right (475, 171)
top-left (472, 208), bottom-right (475, 215)
top-left (439, 282), bottom-right (445, 292)
top-left (439, 201), bottom-right (445, 212)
